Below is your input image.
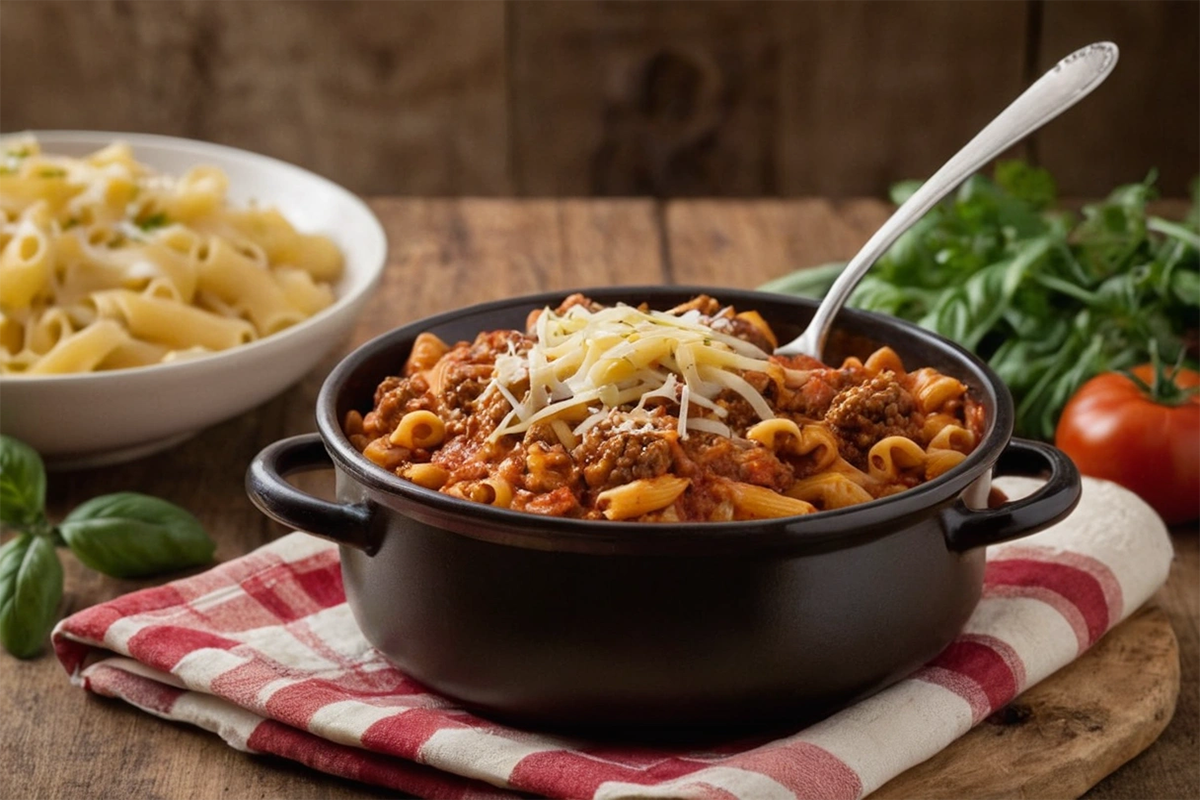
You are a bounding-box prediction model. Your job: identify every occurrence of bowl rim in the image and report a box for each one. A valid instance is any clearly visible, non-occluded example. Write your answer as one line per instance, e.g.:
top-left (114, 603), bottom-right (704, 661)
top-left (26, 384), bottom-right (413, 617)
top-left (0, 129), bottom-right (387, 385)
top-left (314, 285), bottom-right (1017, 549)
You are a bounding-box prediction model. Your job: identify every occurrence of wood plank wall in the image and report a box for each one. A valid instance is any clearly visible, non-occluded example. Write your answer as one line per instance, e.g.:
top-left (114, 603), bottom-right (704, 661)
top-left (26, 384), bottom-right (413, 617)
top-left (2, 0), bottom-right (1196, 198)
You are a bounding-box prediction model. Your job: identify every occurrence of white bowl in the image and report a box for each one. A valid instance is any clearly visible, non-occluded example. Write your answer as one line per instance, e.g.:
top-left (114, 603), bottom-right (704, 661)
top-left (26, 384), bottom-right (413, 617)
top-left (0, 131), bottom-right (387, 469)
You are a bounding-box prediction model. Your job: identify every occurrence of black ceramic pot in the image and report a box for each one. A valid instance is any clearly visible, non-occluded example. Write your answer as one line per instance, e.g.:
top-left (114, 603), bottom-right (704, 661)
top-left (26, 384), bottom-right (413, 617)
top-left (246, 286), bottom-right (1080, 732)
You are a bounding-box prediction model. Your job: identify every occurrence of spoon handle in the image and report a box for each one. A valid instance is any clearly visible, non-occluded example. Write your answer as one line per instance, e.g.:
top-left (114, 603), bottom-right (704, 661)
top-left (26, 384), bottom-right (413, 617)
top-left (780, 42), bottom-right (1119, 358)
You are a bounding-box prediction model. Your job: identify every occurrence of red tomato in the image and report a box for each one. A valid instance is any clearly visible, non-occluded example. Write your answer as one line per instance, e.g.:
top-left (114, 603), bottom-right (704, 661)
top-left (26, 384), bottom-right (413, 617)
top-left (1055, 364), bottom-right (1200, 525)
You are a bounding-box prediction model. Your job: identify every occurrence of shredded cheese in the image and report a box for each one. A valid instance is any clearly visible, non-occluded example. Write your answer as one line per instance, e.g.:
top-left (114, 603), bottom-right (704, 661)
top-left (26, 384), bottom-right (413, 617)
top-left (485, 302), bottom-right (778, 441)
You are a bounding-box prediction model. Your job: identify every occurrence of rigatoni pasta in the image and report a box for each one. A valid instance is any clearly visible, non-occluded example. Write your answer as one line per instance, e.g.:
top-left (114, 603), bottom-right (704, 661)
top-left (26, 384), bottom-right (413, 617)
top-left (0, 135), bottom-right (343, 375)
top-left (347, 295), bottom-right (988, 522)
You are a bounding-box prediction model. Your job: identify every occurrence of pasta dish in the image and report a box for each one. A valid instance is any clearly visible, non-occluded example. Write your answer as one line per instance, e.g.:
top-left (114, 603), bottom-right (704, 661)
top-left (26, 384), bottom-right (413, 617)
top-left (347, 295), bottom-right (986, 521)
top-left (0, 135), bottom-right (343, 375)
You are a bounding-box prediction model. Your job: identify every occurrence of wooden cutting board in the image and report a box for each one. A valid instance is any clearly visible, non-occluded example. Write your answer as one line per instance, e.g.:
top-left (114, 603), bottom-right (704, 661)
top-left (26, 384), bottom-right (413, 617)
top-left (871, 605), bottom-right (1180, 799)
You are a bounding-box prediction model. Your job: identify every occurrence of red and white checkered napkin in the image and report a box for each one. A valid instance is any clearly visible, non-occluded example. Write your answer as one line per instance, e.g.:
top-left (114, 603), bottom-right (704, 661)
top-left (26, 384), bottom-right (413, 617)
top-left (53, 476), bottom-right (1172, 800)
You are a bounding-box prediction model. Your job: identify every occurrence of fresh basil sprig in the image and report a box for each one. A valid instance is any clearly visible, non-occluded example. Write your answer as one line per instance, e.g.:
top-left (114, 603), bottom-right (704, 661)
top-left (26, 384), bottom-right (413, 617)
top-left (0, 435), bottom-right (215, 657)
top-left (59, 493), bottom-right (213, 579)
top-left (0, 534), bottom-right (63, 658)
top-left (761, 162), bottom-right (1200, 439)
top-left (0, 436), bottom-right (47, 532)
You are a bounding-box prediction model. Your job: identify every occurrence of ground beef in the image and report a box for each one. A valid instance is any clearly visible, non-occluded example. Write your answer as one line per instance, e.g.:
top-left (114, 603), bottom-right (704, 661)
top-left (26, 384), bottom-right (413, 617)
top-left (452, 390), bottom-right (502, 439)
top-left (714, 395), bottom-right (760, 433)
top-left (773, 366), bottom-right (865, 419)
top-left (735, 444), bottom-right (794, 491)
top-left (552, 293), bottom-right (605, 316)
top-left (372, 375), bottom-right (405, 407)
top-left (367, 329), bottom-right (528, 438)
top-left (365, 372), bottom-right (430, 436)
top-left (823, 372), bottom-right (921, 469)
top-left (680, 431), bottom-right (732, 469)
top-left (574, 412), bottom-right (675, 490)
top-left (518, 486), bottom-right (582, 517)
top-left (439, 330), bottom-right (529, 409)
top-left (522, 440), bottom-right (580, 494)
top-left (440, 362), bottom-right (496, 410)
top-left (680, 433), bottom-right (793, 492)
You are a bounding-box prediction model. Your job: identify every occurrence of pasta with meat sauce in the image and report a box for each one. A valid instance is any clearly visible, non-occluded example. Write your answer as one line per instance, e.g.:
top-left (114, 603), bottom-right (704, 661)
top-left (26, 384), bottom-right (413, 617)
top-left (347, 295), bottom-right (986, 521)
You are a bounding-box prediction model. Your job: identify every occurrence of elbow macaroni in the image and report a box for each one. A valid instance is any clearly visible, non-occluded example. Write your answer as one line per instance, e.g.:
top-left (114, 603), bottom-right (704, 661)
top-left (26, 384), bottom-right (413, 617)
top-left (348, 296), bottom-right (987, 522)
top-left (0, 135), bottom-right (343, 375)
top-left (390, 410), bottom-right (446, 449)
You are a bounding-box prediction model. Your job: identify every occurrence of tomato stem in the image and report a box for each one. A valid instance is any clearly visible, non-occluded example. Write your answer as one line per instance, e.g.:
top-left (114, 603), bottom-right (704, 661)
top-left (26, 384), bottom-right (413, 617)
top-left (1119, 340), bottom-right (1200, 406)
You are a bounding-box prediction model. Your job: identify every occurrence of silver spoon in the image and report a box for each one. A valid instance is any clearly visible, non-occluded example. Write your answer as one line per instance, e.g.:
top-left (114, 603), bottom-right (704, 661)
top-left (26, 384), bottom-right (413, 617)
top-left (776, 42), bottom-right (1119, 360)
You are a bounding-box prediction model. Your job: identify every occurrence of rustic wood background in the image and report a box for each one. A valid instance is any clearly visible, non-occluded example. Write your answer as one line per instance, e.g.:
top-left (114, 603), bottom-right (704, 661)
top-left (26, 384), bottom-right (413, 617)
top-left (2, 0), bottom-right (1197, 198)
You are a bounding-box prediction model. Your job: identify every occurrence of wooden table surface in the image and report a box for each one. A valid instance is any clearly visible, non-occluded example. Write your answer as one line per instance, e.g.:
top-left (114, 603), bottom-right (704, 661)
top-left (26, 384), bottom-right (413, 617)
top-left (3, 198), bottom-right (1196, 799)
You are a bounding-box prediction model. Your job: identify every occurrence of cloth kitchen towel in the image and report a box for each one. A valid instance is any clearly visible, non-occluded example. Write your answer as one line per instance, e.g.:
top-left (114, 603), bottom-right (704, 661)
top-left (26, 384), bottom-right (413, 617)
top-left (53, 476), bottom-right (1174, 800)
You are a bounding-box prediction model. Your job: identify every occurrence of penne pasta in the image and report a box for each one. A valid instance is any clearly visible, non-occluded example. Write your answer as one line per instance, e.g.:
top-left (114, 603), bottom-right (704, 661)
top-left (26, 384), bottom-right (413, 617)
top-left (0, 311), bottom-right (23, 355)
top-left (89, 288), bottom-right (256, 351)
top-left (274, 267), bottom-right (336, 317)
top-left (728, 481), bottom-right (817, 519)
top-left (785, 473), bottom-right (875, 510)
top-left (597, 476), bottom-right (690, 520)
top-left (26, 319), bottom-right (128, 375)
top-left (0, 219), bottom-right (52, 309)
top-left (26, 307), bottom-right (75, 355)
top-left (0, 134), bottom-right (343, 376)
top-left (195, 237), bottom-right (305, 335)
top-left (924, 449), bottom-right (968, 480)
top-left (95, 336), bottom-right (171, 371)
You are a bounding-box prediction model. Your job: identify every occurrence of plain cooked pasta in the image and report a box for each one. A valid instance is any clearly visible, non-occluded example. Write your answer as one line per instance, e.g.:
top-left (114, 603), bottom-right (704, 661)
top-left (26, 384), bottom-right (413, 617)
top-left (0, 135), bottom-right (344, 375)
top-left (347, 294), bottom-right (989, 522)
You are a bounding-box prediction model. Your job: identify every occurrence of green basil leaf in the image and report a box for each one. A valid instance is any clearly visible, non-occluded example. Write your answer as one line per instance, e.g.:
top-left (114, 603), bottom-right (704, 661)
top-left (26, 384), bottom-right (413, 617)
top-left (1187, 177), bottom-right (1200, 231)
top-left (59, 492), bottom-right (214, 578)
top-left (0, 435), bottom-right (46, 530)
top-left (758, 262), bottom-right (845, 298)
top-left (995, 159), bottom-right (1057, 211)
top-left (0, 533), bottom-right (63, 658)
top-left (887, 179), bottom-right (923, 206)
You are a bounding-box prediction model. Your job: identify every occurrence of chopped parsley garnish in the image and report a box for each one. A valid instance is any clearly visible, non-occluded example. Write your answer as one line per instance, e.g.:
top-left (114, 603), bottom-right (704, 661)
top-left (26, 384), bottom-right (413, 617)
top-left (2, 146), bottom-right (31, 175)
top-left (136, 212), bottom-right (170, 231)
top-left (37, 167), bottom-right (67, 178)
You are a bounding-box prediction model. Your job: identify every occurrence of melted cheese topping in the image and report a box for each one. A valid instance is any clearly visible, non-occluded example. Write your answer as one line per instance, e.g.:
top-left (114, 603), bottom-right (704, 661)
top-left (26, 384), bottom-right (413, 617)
top-left (484, 302), bottom-right (785, 442)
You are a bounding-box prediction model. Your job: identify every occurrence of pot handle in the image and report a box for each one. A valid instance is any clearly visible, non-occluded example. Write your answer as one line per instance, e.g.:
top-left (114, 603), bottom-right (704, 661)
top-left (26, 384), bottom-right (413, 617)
top-left (246, 433), bottom-right (380, 555)
top-left (943, 438), bottom-right (1081, 552)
